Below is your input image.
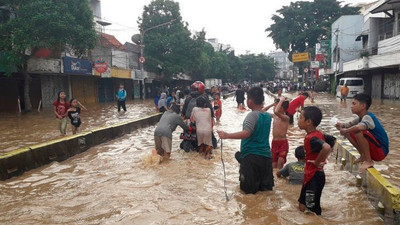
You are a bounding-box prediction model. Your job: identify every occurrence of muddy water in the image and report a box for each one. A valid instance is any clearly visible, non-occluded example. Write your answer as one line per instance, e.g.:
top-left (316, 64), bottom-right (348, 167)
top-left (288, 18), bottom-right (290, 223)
top-left (304, 93), bottom-right (400, 190)
top-left (0, 93), bottom-right (385, 224)
top-left (0, 100), bottom-right (156, 152)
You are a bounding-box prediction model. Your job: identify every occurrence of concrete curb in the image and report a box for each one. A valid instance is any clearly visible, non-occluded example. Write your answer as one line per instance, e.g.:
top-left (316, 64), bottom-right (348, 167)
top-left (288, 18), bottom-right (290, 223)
top-left (0, 113), bottom-right (162, 180)
top-left (335, 140), bottom-right (400, 224)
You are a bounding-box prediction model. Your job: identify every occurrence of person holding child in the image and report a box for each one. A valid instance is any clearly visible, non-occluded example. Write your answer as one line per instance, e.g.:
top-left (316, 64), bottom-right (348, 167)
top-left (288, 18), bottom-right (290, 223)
top-left (191, 96), bottom-right (214, 159)
top-left (297, 106), bottom-right (333, 215)
top-left (277, 145), bottom-right (305, 185)
top-left (218, 87), bottom-right (274, 194)
top-left (335, 93), bottom-right (389, 172)
top-left (154, 104), bottom-right (188, 160)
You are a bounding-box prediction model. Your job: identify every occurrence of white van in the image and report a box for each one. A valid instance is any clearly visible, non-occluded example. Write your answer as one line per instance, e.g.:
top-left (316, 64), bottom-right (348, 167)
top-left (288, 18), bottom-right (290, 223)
top-left (336, 77), bottom-right (364, 98)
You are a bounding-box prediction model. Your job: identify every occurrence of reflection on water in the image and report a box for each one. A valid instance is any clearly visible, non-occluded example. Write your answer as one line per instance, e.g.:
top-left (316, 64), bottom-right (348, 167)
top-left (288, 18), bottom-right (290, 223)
top-left (0, 93), bottom-right (385, 224)
top-left (0, 99), bottom-right (156, 152)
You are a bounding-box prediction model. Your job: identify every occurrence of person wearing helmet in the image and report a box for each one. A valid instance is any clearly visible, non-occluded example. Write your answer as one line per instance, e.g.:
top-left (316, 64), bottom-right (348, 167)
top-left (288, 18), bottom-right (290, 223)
top-left (182, 81), bottom-right (213, 120)
top-left (181, 81), bottom-right (217, 150)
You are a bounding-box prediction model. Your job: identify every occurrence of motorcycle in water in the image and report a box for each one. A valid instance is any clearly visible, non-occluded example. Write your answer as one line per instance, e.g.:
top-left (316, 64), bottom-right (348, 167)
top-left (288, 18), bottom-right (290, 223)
top-left (179, 122), bottom-right (217, 152)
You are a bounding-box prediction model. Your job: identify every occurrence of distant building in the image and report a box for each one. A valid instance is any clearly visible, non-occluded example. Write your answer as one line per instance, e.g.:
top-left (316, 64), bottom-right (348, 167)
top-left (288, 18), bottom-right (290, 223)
top-left (330, 15), bottom-right (364, 75)
top-left (268, 51), bottom-right (294, 80)
top-left (206, 38), bottom-right (234, 52)
top-left (340, 0), bottom-right (400, 99)
top-left (90, 0), bottom-right (111, 32)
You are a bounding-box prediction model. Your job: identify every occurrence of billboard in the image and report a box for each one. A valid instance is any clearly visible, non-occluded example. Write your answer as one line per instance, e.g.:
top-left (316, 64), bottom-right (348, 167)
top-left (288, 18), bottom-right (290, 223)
top-left (320, 40), bottom-right (331, 69)
top-left (292, 52), bottom-right (309, 62)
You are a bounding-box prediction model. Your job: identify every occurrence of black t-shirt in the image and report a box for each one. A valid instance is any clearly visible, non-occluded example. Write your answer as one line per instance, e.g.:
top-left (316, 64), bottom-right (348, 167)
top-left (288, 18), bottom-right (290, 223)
top-left (235, 89), bottom-right (245, 102)
top-left (68, 107), bottom-right (81, 127)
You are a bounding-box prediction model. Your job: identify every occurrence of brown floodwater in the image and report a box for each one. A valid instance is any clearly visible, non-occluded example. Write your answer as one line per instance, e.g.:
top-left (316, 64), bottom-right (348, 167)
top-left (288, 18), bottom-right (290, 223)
top-left (0, 99), bottom-right (156, 152)
top-left (0, 92), bottom-right (395, 224)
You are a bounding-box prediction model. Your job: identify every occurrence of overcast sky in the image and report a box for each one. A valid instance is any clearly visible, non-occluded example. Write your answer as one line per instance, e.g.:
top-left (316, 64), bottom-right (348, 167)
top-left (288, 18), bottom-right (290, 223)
top-left (101, 0), bottom-right (376, 55)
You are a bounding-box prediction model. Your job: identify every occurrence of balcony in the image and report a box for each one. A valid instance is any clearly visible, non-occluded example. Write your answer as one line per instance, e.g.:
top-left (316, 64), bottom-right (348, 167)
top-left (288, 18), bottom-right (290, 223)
top-left (343, 57), bottom-right (369, 72)
top-left (378, 35), bottom-right (400, 55)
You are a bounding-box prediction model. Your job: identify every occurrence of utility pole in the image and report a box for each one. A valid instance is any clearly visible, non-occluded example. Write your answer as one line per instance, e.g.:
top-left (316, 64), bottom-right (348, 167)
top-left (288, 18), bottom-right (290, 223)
top-left (334, 29), bottom-right (339, 75)
top-left (138, 19), bottom-right (175, 99)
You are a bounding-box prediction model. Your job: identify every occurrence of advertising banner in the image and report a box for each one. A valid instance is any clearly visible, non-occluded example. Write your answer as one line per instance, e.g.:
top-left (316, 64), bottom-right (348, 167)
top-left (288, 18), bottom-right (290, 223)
top-left (63, 56), bottom-right (92, 75)
top-left (320, 40), bottom-right (331, 68)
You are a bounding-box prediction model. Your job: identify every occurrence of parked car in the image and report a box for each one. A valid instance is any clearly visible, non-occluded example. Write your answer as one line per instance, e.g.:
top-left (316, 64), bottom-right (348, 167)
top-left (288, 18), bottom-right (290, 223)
top-left (336, 77), bottom-right (364, 98)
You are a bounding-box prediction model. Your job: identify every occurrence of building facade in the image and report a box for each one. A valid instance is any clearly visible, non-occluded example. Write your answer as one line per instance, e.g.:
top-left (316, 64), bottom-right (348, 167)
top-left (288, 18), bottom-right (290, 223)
top-left (342, 0), bottom-right (400, 99)
top-left (268, 51), bottom-right (294, 80)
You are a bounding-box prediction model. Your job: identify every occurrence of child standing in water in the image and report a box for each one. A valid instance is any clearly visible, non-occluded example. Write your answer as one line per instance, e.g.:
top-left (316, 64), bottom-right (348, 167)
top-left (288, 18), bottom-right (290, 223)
top-left (116, 84), bottom-right (127, 112)
top-left (218, 87), bottom-right (274, 194)
top-left (53, 91), bottom-right (70, 135)
top-left (213, 93), bottom-right (222, 122)
top-left (272, 97), bottom-right (290, 169)
top-left (67, 98), bottom-right (87, 134)
top-left (191, 96), bottom-right (214, 159)
top-left (297, 106), bottom-right (332, 215)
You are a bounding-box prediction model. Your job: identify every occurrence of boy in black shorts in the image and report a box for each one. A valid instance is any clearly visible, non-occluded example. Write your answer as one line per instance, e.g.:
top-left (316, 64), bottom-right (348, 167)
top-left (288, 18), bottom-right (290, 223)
top-left (218, 87), bottom-right (274, 194)
top-left (297, 106), bottom-right (332, 215)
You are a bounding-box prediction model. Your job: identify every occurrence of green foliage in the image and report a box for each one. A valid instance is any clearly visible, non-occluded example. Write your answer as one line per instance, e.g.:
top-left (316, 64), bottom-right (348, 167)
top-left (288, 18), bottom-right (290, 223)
top-left (140, 0), bottom-right (194, 80)
top-left (239, 54), bottom-right (275, 82)
top-left (266, 0), bottom-right (360, 59)
top-left (0, 0), bottom-right (97, 74)
top-left (140, 0), bottom-right (275, 83)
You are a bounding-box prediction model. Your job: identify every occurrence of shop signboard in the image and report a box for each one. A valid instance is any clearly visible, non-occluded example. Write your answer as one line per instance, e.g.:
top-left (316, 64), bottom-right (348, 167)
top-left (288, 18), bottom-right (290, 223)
top-left (63, 56), bottom-right (92, 75)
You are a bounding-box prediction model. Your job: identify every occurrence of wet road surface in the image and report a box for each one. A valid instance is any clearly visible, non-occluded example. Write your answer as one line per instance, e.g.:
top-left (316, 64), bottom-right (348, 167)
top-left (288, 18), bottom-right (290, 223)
top-left (0, 92), bottom-right (389, 224)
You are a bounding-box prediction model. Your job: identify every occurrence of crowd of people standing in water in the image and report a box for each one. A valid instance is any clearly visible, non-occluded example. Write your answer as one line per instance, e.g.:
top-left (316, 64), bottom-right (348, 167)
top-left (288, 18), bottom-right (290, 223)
top-left (152, 81), bottom-right (389, 216)
top-left (52, 79), bottom-right (389, 216)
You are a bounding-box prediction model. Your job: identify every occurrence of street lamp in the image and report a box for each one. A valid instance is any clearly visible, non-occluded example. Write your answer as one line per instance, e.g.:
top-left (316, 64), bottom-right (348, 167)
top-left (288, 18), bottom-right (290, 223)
top-left (133, 19), bottom-right (175, 99)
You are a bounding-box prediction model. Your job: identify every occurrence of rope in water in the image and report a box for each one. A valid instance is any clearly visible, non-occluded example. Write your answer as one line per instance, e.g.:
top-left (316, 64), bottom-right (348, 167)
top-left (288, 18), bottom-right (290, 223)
top-left (219, 139), bottom-right (230, 201)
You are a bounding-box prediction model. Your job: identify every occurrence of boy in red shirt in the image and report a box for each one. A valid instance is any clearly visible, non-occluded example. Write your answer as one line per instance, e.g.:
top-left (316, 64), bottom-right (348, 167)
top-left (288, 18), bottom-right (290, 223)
top-left (287, 92), bottom-right (309, 124)
top-left (297, 106), bottom-right (333, 215)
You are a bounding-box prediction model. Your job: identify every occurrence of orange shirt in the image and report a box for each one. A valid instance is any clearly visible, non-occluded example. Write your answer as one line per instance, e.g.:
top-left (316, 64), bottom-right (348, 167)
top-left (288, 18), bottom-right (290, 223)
top-left (341, 86), bottom-right (349, 95)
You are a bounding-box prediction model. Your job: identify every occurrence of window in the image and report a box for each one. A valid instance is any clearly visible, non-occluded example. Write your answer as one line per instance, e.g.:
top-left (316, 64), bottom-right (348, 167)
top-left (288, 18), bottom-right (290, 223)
top-left (346, 80), bottom-right (363, 86)
top-left (378, 19), bottom-right (394, 40)
top-left (397, 12), bottom-right (400, 36)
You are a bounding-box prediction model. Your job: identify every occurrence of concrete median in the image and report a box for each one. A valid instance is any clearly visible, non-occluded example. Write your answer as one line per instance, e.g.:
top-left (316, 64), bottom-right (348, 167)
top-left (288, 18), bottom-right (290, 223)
top-left (0, 113), bottom-right (162, 180)
top-left (335, 140), bottom-right (400, 224)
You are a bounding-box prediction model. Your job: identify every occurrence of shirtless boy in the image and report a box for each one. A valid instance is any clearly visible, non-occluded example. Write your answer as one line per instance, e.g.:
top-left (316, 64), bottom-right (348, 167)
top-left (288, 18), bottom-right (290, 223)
top-left (272, 97), bottom-right (290, 168)
top-left (263, 97), bottom-right (290, 169)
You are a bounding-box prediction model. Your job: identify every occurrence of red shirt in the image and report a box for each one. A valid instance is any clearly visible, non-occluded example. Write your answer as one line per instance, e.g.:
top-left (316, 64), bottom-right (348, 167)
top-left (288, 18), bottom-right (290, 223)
top-left (53, 100), bottom-right (70, 118)
top-left (287, 95), bottom-right (305, 115)
top-left (303, 130), bottom-right (325, 185)
top-left (213, 99), bottom-right (222, 117)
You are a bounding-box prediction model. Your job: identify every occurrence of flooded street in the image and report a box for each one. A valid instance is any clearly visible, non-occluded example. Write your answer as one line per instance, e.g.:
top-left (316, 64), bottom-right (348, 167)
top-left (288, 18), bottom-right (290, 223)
top-left (0, 100), bottom-right (156, 152)
top-left (0, 92), bottom-right (391, 224)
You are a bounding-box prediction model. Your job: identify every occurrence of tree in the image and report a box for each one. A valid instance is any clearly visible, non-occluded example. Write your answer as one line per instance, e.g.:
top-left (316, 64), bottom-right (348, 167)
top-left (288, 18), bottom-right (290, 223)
top-left (240, 54), bottom-right (275, 82)
top-left (139, 0), bottom-right (203, 82)
top-left (0, 0), bottom-right (97, 111)
top-left (266, 0), bottom-right (360, 59)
